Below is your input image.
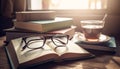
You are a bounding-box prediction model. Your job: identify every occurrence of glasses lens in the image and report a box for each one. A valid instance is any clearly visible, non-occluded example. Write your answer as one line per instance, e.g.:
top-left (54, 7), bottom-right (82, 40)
top-left (27, 36), bottom-right (45, 49)
top-left (52, 34), bottom-right (68, 46)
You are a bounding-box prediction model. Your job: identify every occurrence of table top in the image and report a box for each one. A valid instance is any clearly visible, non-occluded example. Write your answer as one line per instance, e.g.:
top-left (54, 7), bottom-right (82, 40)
top-left (0, 36), bottom-right (120, 69)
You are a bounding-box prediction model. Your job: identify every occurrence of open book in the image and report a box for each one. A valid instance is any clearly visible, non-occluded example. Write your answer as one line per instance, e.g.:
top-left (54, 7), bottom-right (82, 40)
top-left (5, 37), bottom-right (94, 69)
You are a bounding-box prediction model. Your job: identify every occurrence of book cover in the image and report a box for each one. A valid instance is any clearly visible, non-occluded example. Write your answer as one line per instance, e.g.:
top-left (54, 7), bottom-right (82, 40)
top-left (14, 17), bottom-right (74, 32)
top-left (5, 37), bottom-right (94, 69)
top-left (16, 11), bottom-right (56, 21)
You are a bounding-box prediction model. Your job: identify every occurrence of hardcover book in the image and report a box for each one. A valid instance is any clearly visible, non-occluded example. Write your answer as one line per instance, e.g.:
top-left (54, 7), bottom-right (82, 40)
top-left (72, 32), bottom-right (117, 52)
top-left (16, 11), bottom-right (56, 21)
top-left (14, 17), bottom-right (74, 32)
top-left (5, 27), bottom-right (76, 42)
top-left (5, 37), bottom-right (94, 69)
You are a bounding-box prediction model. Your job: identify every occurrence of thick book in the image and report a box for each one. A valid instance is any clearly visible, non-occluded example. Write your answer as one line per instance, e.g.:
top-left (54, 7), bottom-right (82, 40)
top-left (5, 27), bottom-right (76, 42)
top-left (16, 11), bottom-right (56, 21)
top-left (71, 32), bottom-right (117, 52)
top-left (5, 37), bottom-right (94, 69)
top-left (14, 17), bottom-right (74, 32)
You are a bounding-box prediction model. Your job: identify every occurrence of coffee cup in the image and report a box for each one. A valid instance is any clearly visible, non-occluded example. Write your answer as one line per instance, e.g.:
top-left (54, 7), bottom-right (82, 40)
top-left (80, 20), bottom-right (105, 41)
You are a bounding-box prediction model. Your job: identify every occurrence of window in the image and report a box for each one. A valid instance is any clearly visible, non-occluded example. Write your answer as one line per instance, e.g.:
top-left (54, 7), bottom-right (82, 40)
top-left (27, 0), bottom-right (107, 10)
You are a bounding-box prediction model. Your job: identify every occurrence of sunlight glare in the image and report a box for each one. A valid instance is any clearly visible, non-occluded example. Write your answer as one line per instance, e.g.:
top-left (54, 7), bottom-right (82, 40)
top-left (31, 0), bottom-right (42, 10)
top-left (96, 1), bottom-right (102, 9)
top-left (90, 2), bottom-right (95, 9)
top-left (51, 0), bottom-right (89, 9)
top-left (30, 0), bottom-right (106, 10)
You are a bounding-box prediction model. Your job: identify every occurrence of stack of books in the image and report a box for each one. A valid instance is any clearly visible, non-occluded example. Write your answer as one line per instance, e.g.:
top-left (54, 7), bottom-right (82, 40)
top-left (6, 11), bottom-right (76, 41)
top-left (4, 11), bottom-right (95, 69)
top-left (14, 17), bottom-right (74, 32)
top-left (14, 11), bottom-right (74, 32)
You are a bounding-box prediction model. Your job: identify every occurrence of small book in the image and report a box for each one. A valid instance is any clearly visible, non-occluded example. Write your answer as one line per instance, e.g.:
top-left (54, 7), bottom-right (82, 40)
top-left (71, 32), bottom-right (117, 52)
top-left (5, 26), bottom-right (76, 41)
top-left (14, 17), bottom-right (74, 32)
top-left (16, 11), bottom-right (56, 21)
top-left (5, 37), bottom-right (94, 69)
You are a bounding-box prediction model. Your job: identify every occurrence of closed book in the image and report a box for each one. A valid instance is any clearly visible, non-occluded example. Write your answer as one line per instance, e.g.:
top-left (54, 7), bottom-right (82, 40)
top-left (5, 27), bottom-right (76, 42)
top-left (72, 32), bottom-right (117, 52)
top-left (5, 38), bottom-right (94, 69)
top-left (75, 38), bottom-right (116, 52)
top-left (14, 17), bottom-right (74, 32)
top-left (16, 11), bottom-right (56, 21)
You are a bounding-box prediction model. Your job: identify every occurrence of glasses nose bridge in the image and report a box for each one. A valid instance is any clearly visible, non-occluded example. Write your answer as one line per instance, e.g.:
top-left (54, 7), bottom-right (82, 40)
top-left (44, 36), bottom-right (54, 43)
top-left (44, 35), bottom-right (53, 42)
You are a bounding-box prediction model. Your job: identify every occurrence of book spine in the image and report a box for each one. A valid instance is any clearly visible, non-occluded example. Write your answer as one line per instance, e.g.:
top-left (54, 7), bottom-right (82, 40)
top-left (6, 30), bottom-right (44, 42)
top-left (16, 12), bottom-right (23, 21)
top-left (14, 19), bottom-right (73, 32)
top-left (77, 43), bottom-right (116, 52)
top-left (5, 27), bottom-right (76, 41)
top-left (16, 11), bottom-right (56, 21)
top-left (14, 21), bottom-right (43, 32)
top-left (42, 20), bottom-right (73, 32)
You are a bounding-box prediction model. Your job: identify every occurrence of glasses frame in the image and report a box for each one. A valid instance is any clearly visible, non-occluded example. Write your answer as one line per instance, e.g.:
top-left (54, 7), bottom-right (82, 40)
top-left (21, 34), bottom-right (69, 51)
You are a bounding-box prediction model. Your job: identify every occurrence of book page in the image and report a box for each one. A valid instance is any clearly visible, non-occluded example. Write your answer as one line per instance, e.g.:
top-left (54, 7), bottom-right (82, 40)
top-left (11, 38), bottom-right (58, 66)
top-left (47, 40), bottom-right (93, 60)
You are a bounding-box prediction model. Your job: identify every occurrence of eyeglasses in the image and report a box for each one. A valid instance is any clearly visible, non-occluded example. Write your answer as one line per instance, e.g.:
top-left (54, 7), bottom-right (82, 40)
top-left (20, 34), bottom-right (69, 51)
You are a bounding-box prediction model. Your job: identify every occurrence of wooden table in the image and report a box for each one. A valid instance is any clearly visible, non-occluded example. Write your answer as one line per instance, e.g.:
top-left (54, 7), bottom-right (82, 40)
top-left (0, 36), bottom-right (120, 69)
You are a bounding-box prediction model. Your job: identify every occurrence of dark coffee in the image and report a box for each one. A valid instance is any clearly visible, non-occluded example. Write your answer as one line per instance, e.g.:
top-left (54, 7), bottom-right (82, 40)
top-left (82, 25), bottom-right (103, 41)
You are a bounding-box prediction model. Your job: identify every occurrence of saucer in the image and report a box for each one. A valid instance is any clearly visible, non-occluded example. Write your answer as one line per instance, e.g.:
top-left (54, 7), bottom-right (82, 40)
top-left (73, 32), bottom-right (111, 44)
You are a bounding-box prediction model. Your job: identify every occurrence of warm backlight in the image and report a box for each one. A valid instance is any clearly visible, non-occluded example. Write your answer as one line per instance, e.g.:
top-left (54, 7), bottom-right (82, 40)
top-left (30, 0), bottom-right (106, 10)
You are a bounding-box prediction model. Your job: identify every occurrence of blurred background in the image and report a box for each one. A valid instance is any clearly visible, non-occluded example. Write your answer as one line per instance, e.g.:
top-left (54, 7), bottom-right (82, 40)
top-left (0, 0), bottom-right (120, 39)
